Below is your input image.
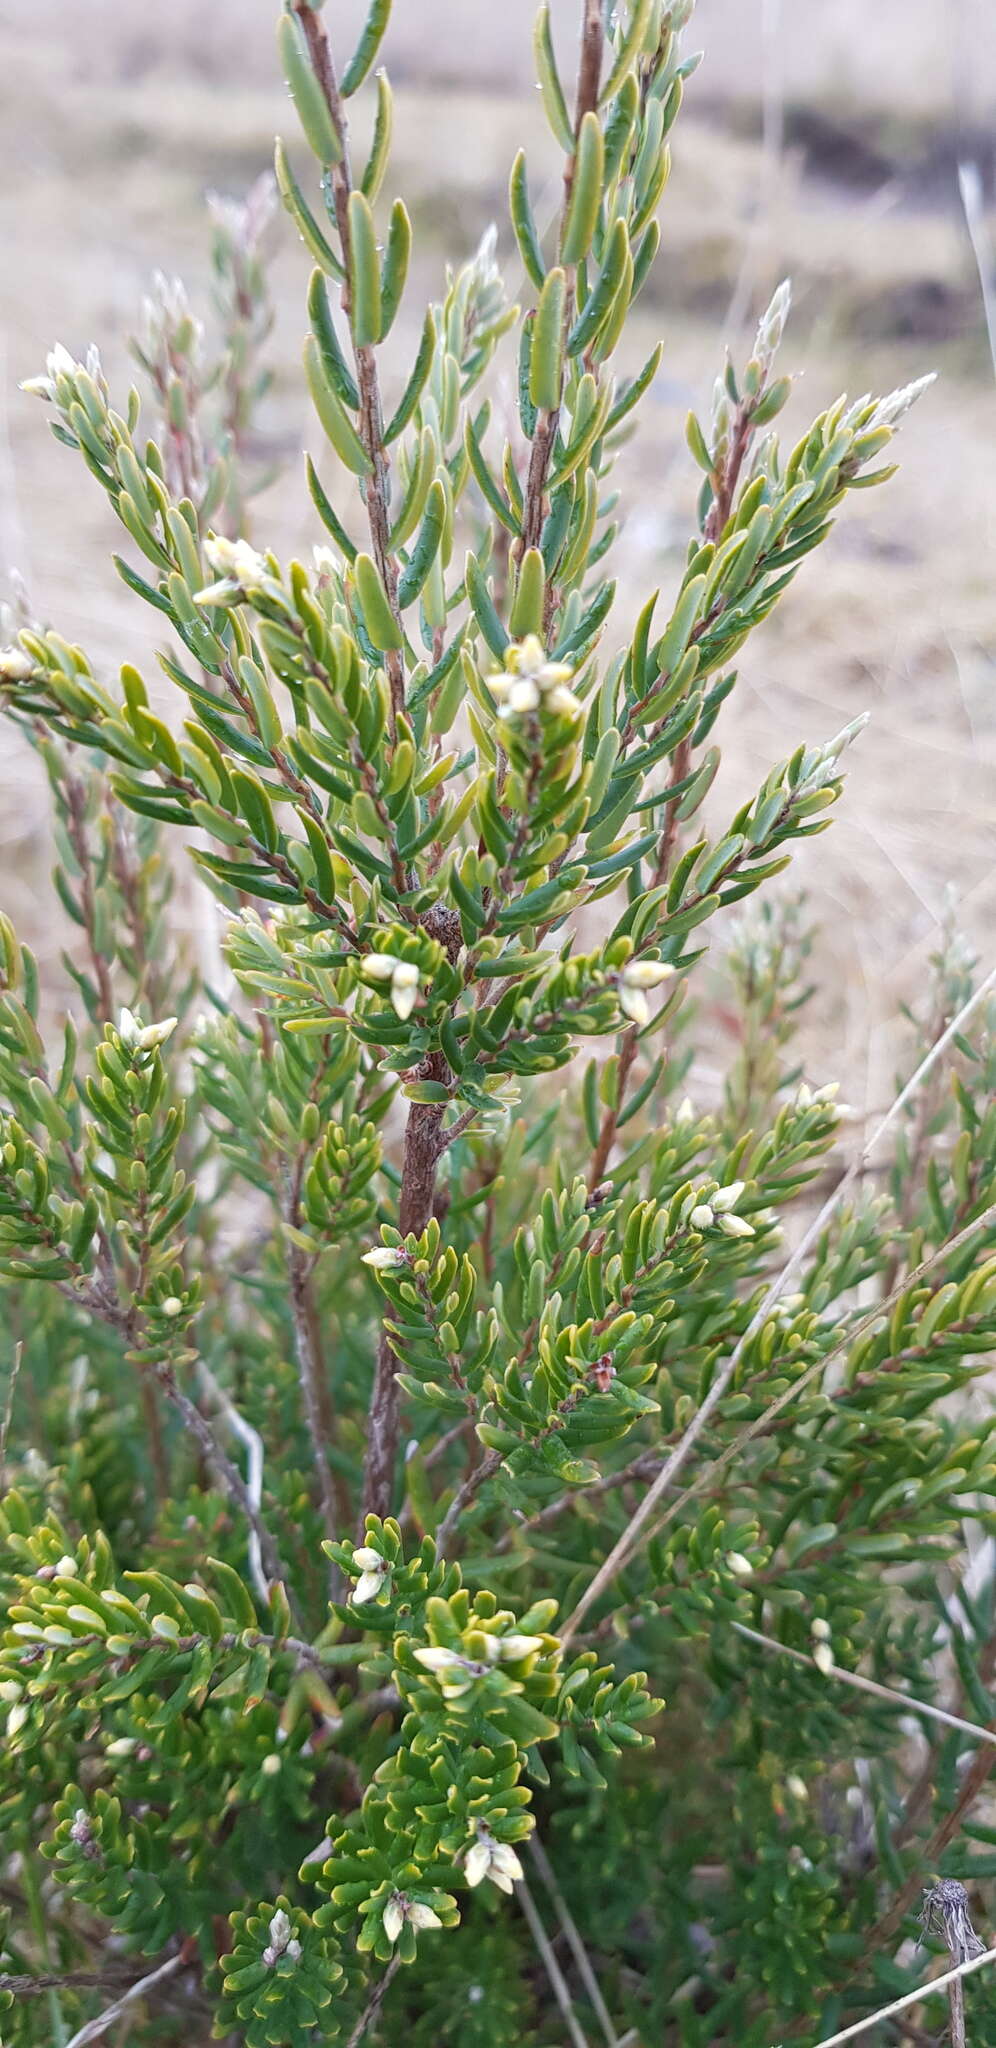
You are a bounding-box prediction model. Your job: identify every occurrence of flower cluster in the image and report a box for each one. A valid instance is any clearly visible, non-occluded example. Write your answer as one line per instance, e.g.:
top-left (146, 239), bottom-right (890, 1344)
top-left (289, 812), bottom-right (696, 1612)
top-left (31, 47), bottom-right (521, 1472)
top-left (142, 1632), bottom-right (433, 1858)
top-left (488, 635), bottom-right (581, 721)
top-left (359, 952), bottom-right (423, 1021)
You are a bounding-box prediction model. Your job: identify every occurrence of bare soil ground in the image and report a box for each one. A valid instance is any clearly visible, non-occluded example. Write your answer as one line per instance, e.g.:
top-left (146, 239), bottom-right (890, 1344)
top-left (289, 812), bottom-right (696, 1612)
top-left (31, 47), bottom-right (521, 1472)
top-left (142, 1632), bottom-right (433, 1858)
top-left (1, 0), bottom-right (994, 1117)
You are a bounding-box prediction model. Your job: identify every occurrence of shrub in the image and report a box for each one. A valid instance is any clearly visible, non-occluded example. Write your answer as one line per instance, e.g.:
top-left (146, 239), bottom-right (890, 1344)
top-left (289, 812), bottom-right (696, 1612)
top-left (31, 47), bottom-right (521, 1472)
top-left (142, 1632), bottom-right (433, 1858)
top-left (0, 3), bottom-right (994, 2043)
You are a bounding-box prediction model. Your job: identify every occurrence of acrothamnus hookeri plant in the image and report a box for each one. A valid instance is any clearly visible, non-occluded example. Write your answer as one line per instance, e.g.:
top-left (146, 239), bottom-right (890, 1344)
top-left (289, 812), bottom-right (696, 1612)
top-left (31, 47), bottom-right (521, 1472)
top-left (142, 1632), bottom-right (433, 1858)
top-left (0, 4), bottom-right (994, 2044)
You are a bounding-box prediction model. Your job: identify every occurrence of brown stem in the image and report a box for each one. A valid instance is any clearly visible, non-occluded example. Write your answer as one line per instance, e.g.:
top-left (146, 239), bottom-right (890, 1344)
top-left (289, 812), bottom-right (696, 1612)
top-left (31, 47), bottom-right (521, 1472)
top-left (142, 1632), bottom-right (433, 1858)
top-left (704, 401), bottom-right (753, 543)
top-left (587, 1027), bottom-right (638, 1190)
top-left (344, 1954), bottom-right (400, 2048)
top-left (360, 1073), bottom-right (448, 1527)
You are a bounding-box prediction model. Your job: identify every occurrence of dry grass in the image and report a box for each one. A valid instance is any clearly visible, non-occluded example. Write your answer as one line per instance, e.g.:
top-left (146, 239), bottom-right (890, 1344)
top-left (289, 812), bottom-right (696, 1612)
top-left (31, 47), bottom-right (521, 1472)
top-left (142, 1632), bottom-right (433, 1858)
top-left (1, 0), bottom-right (995, 1108)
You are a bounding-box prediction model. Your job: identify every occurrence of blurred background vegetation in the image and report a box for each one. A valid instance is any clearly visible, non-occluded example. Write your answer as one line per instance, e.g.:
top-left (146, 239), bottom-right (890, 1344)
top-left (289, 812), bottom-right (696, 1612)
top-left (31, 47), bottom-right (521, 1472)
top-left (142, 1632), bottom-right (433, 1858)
top-left (2, 0), bottom-right (995, 1112)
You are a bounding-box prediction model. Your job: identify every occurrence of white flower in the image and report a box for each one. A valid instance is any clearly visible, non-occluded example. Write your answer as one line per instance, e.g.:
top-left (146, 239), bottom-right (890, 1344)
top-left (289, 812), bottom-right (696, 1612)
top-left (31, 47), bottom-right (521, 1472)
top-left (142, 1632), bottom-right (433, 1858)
top-left (118, 1007), bottom-right (140, 1047)
top-left (361, 1245), bottom-right (407, 1271)
top-left (55, 1555), bottom-right (78, 1577)
top-left (465, 1831), bottom-right (524, 1894)
top-left (268, 1909), bottom-right (293, 1950)
top-left (813, 1641), bottom-right (835, 1677)
top-left (717, 1213), bottom-right (754, 1239)
top-left (618, 959), bottom-right (676, 1026)
top-left (390, 960), bottom-right (420, 1021)
top-left (487, 1633), bottom-right (544, 1663)
top-left (312, 544), bottom-right (341, 581)
top-left (412, 1645), bottom-right (477, 1697)
top-left (0, 646), bottom-right (34, 681)
top-left (726, 1552), bottom-right (753, 1578)
top-left (360, 952), bottom-right (423, 1022)
top-left (195, 534), bottom-right (268, 605)
top-left (137, 1016), bottom-right (177, 1051)
top-left (161, 1297), bottom-right (184, 1317)
top-left (712, 1181), bottom-right (745, 1212)
top-left (382, 1896), bottom-right (405, 1944)
top-left (811, 1618), bottom-right (831, 1642)
top-left (689, 1204), bottom-right (714, 1230)
top-left (413, 1645), bottom-right (462, 1673)
top-left (351, 1546), bottom-right (391, 1605)
top-left (204, 534), bottom-right (266, 585)
top-left (786, 1774), bottom-right (808, 1802)
top-left (383, 1893), bottom-right (441, 1944)
top-left (261, 1753), bottom-right (282, 1777)
top-left (489, 634), bottom-right (582, 723)
top-left (262, 1907), bottom-right (302, 1967)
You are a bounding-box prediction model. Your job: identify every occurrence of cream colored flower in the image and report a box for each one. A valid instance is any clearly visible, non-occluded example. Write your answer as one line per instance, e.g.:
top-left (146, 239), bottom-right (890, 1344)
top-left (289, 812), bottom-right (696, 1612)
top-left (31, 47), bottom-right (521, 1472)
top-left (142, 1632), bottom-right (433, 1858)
top-left (618, 959), bottom-right (676, 1026)
top-left (361, 953), bottom-right (422, 1022)
top-left (383, 1893), bottom-right (441, 1943)
top-left (465, 1831), bottom-right (524, 1893)
top-left (489, 634), bottom-right (581, 722)
top-left (717, 1212), bottom-right (754, 1240)
top-left (351, 1546), bottom-right (390, 1605)
top-left (0, 646), bottom-right (35, 681)
top-left (382, 1897), bottom-right (405, 1944)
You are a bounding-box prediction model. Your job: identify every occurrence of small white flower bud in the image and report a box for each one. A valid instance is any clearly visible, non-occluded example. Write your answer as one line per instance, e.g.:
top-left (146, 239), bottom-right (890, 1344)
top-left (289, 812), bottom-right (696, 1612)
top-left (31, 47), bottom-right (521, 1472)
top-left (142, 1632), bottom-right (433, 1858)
top-left (727, 1552), bottom-right (753, 1578)
top-left (0, 647), bottom-right (34, 681)
top-left (383, 1897), bottom-right (405, 1944)
top-left (136, 1016), bottom-right (178, 1050)
top-left (712, 1181), bottom-right (745, 1212)
top-left (361, 1245), bottom-right (406, 1271)
top-left (813, 1641), bottom-right (835, 1677)
top-left (786, 1774), bottom-right (808, 1801)
top-left (161, 1297), bottom-right (184, 1318)
top-left (689, 1205), bottom-right (714, 1230)
top-left (261, 1753), bottom-right (282, 1777)
top-left (407, 1903), bottom-right (442, 1932)
top-left (55, 1555), bottom-right (78, 1577)
top-left (717, 1212), bottom-right (754, 1239)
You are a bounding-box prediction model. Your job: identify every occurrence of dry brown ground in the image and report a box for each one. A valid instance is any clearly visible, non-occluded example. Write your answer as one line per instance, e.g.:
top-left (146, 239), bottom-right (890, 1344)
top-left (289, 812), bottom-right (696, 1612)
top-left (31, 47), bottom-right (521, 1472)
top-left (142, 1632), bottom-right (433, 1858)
top-left (1, 0), bottom-right (995, 1118)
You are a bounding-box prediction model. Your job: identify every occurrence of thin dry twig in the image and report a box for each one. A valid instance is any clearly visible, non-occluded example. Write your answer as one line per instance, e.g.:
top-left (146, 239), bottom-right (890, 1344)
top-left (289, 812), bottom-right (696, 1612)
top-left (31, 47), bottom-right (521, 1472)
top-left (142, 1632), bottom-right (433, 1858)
top-left (640, 1199), bottom-right (996, 1563)
top-left (807, 1943), bottom-right (996, 2048)
top-left (957, 161), bottom-right (996, 387)
top-left (517, 1877), bottom-right (591, 2048)
top-left (560, 968), bottom-right (996, 1644)
top-left (343, 1953), bottom-right (401, 2048)
top-left (730, 1622), bottom-right (996, 1749)
top-left (529, 1833), bottom-right (620, 2048)
top-left (62, 1952), bottom-right (186, 2048)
